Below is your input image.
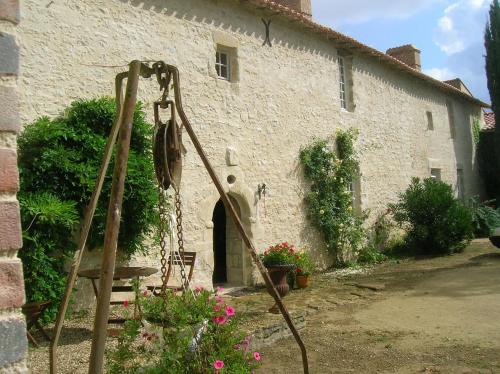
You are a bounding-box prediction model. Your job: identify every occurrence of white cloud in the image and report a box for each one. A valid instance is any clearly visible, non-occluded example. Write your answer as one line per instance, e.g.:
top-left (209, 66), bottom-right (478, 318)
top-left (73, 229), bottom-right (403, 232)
top-left (434, 0), bottom-right (489, 55)
top-left (425, 67), bottom-right (455, 80)
top-left (312, 0), bottom-right (443, 25)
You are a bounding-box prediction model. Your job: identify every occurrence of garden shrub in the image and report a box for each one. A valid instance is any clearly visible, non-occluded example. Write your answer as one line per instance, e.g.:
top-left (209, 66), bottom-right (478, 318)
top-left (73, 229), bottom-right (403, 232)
top-left (467, 197), bottom-right (500, 238)
top-left (18, 97), bottom-right (158, 321)
top-left (299, 129), bottom-right (365, 265)
top-left (390, 177), bottom-right (473, 255)
top-left (477, 130), bottom-right (500, 202)
top-left (107, 287), bottom-right (261, 374)
top-left (18, 193), bottom-right (79, 322)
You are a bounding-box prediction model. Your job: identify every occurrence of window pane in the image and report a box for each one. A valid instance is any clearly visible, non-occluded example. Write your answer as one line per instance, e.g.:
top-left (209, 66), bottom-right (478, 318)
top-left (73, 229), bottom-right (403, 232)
top-left (220, 52), bottom-right (227, 65)
top-left (216, 52), bottom-right (221, 64)
top-left (221, 66), bottom-right (228, 79)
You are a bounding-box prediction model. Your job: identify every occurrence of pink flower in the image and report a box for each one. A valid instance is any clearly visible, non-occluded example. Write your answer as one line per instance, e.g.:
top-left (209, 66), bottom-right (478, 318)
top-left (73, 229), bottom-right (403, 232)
top-left (212, 315), bottom-right (227, 325)
top-left (194, 285), bottom-right (205, 293)
top-left (214, 304), bottom-right (221, 312)
top-left (216, 286), bottom-right (224, 294)
top-left (225, 305), bottom-right (235, 317)
top-left (213, 360), bottom-right (224, 370)
top-left (215, 295), bottom-right (224, 304)
top-left (123, 300), bottom-right (129, 308)
top-left (253, 352), bottom-right (261, 361)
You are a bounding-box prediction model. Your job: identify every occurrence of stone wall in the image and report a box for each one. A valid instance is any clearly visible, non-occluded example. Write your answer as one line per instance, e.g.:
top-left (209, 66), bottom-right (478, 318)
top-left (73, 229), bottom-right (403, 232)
top-left (0, 0), bottom-right (28, 372)
top-left (17, 0), bottom-right (485, 294)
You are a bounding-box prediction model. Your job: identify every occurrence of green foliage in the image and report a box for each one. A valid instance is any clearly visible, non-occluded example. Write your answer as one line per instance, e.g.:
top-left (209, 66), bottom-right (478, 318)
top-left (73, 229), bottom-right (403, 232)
top-left (18, 97), bottom-right (158, 257)
top-left (299, 129), bottom-right (364, 265)
top-left (390, 178), bottom-right (473, 255)
top-left (18, 193), bottom-right (79, 322)
top-left (356, 246), bottom-right (387, 265)
top-left (293, 251), bottom-right (315, 276)
top-left (478, 130), bottom-right (500, 200)
top-left (260, 242), bottom-right (297, 266)
top-left (485, 0), bottom-right (500, 202)
top-left (107, 288), bottom-right (261, 374)
top-left (17, 98), bottom-right (158, 322)
top-left (467, 197), bottom-right (500, 237)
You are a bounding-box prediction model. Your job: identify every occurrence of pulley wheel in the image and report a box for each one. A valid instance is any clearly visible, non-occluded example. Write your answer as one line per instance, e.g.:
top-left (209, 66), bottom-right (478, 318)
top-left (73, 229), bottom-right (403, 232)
top-left (153, 119), bottom-right (182, 190)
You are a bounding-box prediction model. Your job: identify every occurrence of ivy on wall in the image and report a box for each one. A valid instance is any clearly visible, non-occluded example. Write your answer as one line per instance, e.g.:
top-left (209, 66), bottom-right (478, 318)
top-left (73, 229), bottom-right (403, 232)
top-left (299, 129), bottom-right (364, 265)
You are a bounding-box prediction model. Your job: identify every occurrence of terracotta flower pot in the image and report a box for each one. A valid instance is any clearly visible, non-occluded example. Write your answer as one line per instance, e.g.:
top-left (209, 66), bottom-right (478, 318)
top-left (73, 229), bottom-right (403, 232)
top-left (265, 264), bottom-right (295, 313)
top-left (296, 275), bottom-right (309, 289)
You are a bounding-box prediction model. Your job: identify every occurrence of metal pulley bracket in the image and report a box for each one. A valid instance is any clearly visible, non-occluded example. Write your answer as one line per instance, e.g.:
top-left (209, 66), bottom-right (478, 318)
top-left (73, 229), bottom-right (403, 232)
top-left (153, 100), bottom-right (183, 190)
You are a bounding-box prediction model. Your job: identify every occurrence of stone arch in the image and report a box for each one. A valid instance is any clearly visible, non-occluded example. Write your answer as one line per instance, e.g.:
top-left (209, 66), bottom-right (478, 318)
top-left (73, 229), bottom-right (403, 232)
top-left (197, 175), bottom-right (257, 287)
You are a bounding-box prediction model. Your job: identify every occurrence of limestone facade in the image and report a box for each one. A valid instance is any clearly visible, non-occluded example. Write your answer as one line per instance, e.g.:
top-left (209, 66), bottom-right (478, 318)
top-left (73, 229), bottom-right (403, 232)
top-left (17, 0), bottom-right (486, 293)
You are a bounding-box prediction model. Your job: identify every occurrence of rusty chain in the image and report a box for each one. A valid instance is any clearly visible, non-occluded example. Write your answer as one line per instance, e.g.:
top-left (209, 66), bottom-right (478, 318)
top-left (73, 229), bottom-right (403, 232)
top-left (153, 62), bottom-right (191, 295)
top-left (157, 186), bottom-right (169, 296)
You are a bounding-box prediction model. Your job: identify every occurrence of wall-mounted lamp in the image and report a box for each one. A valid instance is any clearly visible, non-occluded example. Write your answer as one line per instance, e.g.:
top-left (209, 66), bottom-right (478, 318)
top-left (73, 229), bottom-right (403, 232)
top-left (257, 183), bottom-right (267, 200)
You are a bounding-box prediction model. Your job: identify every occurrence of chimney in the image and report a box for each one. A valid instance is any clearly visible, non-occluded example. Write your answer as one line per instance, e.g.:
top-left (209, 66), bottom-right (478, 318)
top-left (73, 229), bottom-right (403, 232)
top-left (386, 44), bottom-right (421, 71)
top-left (273, 0), bottom-right (312, 19)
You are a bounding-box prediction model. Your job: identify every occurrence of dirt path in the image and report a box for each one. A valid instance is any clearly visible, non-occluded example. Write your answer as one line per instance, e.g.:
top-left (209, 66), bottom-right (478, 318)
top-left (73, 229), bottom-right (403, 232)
top-left (259, 240), bottom-right (500, 373)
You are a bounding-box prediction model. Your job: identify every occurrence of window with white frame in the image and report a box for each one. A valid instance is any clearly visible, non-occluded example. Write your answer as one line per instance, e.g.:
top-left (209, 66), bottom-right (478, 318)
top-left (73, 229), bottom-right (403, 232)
top-left (430, 168), bottom-right (441, 181)
top-left (346, 173), bottom-right (362, 215)
top-left (338, 55), bottom-right (347, 110)
top-left (215, 50), bottom-right (230, 80)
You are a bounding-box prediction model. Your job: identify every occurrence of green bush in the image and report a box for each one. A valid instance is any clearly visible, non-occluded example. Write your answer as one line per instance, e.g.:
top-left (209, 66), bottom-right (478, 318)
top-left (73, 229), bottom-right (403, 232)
top-left (18, 193), bottom-right (79, 322)
top-left (390, 178), bottom-right (473, 255)
top-left (18, 98), bottom-right (158, 321)
top-left (478, 130), bottom-right (500, 202)
top-left (18, 97), bottom-right (158, 256)
top-left (467, 198), bottom-right (500, 238)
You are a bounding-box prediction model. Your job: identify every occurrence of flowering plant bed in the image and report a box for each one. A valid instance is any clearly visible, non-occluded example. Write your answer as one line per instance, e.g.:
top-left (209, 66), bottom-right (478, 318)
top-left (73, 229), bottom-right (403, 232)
top-left (260, 242), bottom-right (297, 266)
top-left (107, 286), bottom-right (261, 373)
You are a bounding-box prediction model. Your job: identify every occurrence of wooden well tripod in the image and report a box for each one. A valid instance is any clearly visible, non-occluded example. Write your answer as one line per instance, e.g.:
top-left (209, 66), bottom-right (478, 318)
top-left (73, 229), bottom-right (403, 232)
top-left (49, 60), bottom-right (309, 374)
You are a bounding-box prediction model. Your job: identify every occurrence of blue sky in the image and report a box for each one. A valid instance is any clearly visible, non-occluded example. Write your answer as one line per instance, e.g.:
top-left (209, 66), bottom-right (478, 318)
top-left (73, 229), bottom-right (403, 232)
top-left (311, 0), bottom-right (491, 104)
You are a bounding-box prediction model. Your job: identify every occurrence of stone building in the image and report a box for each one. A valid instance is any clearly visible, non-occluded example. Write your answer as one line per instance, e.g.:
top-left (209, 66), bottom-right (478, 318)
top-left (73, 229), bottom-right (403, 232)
top-left (14, 0), bottom-right (488, 298)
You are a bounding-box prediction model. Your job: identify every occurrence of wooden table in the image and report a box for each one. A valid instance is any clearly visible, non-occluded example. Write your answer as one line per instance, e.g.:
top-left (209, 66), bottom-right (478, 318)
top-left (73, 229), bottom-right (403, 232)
top-left (78, 266), bottom-right (158, 323)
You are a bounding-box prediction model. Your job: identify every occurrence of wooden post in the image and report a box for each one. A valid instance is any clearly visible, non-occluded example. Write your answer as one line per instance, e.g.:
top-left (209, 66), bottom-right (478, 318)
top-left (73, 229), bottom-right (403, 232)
top-left (49, 72), bottom-right (127, 374)
top-left (88, 61), bottom-right (142, 374)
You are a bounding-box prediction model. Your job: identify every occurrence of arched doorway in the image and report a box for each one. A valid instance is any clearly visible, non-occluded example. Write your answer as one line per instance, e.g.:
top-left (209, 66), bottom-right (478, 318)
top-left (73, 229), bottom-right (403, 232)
top-left (212, 200), bottom-right (227, 283)
top-left (212, 197), bottom-right (245, 286)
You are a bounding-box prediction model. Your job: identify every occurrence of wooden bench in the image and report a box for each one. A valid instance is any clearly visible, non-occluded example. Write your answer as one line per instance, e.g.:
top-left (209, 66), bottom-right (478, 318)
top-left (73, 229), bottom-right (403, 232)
top-left (148, 251), bottom-right (196, 294)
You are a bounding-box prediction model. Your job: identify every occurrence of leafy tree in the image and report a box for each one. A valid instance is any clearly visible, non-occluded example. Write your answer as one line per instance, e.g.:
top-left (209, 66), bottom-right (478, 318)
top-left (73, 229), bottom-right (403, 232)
top-left (18, 98), bottom-right (159, 321)
top-left (485, 0), bottom-right (500, 202)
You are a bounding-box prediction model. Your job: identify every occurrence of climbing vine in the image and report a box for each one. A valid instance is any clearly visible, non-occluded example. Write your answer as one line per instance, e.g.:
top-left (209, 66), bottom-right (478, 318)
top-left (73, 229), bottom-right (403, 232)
top-left (299, 129), bottom-right (364, 265)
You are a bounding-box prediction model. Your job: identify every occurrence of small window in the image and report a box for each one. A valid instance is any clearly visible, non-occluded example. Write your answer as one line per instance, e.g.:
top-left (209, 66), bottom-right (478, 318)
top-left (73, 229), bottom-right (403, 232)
top-left (346, 173), bottom-right (362, 215)
top-left (338, 56), bottom-right (347, 110)
top-left (215, 50), bottom-right (230, 80)
top-left (446, 100), bottom-right (456, 139)
top-left (426, 111), bottom-right (434, 130)
top-left (430, 168), bottom-right (441, 181)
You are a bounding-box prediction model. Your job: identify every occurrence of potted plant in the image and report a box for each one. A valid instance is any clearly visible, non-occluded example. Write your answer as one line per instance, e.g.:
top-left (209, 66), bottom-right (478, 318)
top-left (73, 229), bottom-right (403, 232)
top-left (294, 251), bottom-right (314, 289)
top-left (260, 242), bottom-right (296, 312)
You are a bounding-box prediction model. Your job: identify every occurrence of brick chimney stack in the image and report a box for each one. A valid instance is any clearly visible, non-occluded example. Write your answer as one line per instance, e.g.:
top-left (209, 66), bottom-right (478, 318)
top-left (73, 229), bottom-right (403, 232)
top-left (274, 0), bottom-right (312, 19)
top-left (386, 44), bottom-right (421, 71)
